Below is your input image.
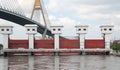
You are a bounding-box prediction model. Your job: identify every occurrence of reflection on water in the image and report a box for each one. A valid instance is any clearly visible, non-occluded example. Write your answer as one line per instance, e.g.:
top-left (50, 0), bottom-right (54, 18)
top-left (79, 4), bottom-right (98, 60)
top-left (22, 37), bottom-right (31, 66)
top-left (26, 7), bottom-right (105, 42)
top-left (0, 55), bottom-right (120, 70)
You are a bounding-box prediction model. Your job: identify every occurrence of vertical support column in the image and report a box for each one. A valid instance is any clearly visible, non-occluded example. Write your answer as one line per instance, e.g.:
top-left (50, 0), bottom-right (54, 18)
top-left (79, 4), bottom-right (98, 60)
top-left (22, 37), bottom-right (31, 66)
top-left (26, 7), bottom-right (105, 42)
top-left (54, 34), bottom-right (60, 50)
top-left (3, 34), bottom-right (9, 49)
top-left (105, 34), bottom-right (110, 49)
top-left (100, 25), bottom-right (114, 55)
top-left (50, 25), bottom-right (63, 56)
top-left (25, 24), bottom-right (37, 56)
top-left (75, 25), bottom-right (88, 55)
top-left (79, 34), bottom-right (85, 50)
top-left (0, 25), bottom-right (13, 57)
top-left (28, 34), bottom-right (34, 49)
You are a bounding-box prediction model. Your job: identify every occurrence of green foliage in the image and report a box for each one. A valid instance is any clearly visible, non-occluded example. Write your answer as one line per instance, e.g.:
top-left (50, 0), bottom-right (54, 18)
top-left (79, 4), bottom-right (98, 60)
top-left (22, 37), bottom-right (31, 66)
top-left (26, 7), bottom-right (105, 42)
top-left (0, 44), bottom-right (3, 49)
top-left (111, 42), bottom-right (120, 51)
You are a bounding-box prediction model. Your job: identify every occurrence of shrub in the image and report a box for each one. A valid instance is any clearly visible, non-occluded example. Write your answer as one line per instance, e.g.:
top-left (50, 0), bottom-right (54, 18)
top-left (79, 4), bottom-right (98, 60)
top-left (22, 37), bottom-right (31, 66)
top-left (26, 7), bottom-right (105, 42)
top-left (0, 44), bottom-right (3, 49)
top-left (111, 42), bottom-right (120, 51)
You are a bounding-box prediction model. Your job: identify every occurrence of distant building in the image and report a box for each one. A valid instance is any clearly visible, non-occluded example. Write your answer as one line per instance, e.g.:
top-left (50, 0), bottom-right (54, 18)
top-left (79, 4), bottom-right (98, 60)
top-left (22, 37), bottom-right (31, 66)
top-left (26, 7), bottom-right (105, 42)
top-left (113, 40), bottom-right (120, 44)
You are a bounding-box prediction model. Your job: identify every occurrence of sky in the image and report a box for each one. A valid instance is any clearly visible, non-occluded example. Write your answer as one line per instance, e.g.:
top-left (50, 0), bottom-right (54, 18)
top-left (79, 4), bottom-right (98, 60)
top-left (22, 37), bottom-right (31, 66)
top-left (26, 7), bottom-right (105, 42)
top-left (0, 0), bottom-right (120, 44)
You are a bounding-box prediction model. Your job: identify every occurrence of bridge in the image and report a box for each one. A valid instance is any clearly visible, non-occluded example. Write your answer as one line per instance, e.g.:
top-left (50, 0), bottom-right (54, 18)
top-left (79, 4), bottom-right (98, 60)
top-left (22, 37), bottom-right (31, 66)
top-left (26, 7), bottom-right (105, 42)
top-left (0, 0), bottom-right (53, 37)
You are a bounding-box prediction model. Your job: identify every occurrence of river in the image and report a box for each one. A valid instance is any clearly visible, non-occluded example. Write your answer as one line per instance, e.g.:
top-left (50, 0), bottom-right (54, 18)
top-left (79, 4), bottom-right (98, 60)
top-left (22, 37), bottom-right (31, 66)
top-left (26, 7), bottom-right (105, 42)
top-left (0, 55), bottom-right (120, 70)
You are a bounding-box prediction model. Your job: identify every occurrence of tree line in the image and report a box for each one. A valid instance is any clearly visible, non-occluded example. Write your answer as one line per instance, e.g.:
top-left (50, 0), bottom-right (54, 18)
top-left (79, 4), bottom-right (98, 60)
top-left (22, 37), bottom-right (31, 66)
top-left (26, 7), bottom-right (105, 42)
top-left (111, 42), bottom-right (120, 52)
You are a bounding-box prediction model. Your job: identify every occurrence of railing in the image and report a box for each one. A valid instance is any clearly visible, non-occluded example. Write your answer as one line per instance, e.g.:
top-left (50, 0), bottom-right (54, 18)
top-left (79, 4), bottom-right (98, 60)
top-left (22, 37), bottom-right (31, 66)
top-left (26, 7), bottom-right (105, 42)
top-left (3, 49), bottom-right (110, 53)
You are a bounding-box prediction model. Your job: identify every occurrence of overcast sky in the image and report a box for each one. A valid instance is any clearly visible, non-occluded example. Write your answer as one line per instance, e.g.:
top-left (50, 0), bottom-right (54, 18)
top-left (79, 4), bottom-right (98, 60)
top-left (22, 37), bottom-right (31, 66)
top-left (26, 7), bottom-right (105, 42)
top-left (0, 0), bottom-right (120, 44)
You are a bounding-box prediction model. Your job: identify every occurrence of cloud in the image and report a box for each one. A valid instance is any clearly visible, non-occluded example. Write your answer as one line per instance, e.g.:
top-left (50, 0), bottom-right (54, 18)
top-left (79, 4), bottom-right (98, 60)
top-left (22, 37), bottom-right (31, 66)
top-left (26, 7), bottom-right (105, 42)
top-left (46, 0), bottom-right (110, 13)
top-left (18, 0), bottom-right (35, 17)
top-left (49, 15), bottom-right (79, 36)
top-left (79, 13), bottom-right (112, 20)
top-left (45, 0), bottom-right (120, 39)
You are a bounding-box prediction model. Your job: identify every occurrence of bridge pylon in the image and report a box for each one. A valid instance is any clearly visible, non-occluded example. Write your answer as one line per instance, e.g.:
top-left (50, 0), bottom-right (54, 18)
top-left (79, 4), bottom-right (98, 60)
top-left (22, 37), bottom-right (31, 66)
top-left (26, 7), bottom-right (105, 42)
top-left (31, 0), bottom-right (51, 39)
top-left (31, 0), bottom-right (41, 19)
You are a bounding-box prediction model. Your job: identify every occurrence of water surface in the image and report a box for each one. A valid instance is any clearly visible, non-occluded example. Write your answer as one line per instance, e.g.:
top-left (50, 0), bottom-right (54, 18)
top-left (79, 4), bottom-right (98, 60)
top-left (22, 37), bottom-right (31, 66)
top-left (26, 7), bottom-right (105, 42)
top-left (0, 55), bottom-right (120, 70)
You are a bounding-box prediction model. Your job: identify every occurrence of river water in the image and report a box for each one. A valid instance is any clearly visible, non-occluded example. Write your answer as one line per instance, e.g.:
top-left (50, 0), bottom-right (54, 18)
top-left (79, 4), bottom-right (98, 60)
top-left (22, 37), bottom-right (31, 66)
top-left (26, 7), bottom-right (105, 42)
top-left (0, 55), bottom-right (120, 70)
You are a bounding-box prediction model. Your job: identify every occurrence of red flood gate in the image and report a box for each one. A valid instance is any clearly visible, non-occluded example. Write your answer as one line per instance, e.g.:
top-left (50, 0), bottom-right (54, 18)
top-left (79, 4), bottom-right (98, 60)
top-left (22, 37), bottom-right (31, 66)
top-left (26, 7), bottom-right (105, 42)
top-left (85, 39), bottom-right (105, 49)
top-left (35, 40), bottom-right (54, 49)
top-left (60, 39), bottom-right (79, 49)
top-left (9, 40), bottom-right (28, 49)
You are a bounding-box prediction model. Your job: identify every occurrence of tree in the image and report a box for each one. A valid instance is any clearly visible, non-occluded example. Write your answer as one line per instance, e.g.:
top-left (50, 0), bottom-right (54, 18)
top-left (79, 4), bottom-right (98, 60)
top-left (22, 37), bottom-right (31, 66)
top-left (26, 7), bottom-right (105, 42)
top-left (0, 44), bottom-right (3, 50)
top-left (111, 42), bottom-right (120, 53)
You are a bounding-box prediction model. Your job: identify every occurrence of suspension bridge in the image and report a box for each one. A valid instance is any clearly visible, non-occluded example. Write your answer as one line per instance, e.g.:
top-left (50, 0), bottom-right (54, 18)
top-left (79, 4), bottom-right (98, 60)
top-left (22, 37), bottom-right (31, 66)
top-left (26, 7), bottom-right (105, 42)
top-left (0, 0), bottom-right (52, 37)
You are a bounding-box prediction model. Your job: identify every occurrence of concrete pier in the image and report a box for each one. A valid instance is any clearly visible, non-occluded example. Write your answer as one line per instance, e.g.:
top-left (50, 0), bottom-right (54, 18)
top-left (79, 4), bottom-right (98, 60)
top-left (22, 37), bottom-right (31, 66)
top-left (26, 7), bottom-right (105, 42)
top-left (0, 25), bottom-right (13, 56)
top-left (25, 24), bottom-right (37, 56)
top-left (100, 25), bottom-right (114, 55)
top-left (50, 25), bottom-right (63, 55)
top-left (75, 25), bottom-right (88, 55)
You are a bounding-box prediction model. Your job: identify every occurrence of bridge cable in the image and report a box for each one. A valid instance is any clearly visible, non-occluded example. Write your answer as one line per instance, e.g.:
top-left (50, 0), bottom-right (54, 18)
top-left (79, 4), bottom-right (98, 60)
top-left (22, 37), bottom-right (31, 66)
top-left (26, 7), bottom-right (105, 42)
top-left (40, 0), bottom-right (51, 39)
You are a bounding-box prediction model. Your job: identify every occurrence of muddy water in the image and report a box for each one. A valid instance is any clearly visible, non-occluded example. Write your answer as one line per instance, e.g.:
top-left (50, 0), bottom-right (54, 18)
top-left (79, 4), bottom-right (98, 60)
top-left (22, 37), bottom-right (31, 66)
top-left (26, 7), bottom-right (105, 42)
top-left (0, 55), bottom-right (120, 70)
